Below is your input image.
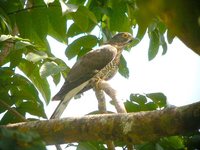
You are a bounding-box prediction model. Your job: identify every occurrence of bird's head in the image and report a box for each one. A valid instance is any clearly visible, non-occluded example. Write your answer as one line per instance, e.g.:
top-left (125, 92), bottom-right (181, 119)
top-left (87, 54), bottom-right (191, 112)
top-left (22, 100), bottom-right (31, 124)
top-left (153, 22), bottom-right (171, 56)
top-left (108, 32), bottom-right (134, 47)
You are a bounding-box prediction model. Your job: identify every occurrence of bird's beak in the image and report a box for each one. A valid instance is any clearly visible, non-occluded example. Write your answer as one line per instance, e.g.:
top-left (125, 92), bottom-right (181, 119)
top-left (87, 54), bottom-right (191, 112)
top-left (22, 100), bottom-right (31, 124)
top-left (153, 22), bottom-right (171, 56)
top-left (127, 37), bottom-right (134, 43)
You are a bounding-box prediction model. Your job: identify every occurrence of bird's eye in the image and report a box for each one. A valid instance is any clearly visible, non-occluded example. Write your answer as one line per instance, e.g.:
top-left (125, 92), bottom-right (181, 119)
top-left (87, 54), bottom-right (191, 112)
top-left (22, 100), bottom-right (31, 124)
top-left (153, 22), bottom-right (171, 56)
top-left (122, 33), bottom-right (129, 38)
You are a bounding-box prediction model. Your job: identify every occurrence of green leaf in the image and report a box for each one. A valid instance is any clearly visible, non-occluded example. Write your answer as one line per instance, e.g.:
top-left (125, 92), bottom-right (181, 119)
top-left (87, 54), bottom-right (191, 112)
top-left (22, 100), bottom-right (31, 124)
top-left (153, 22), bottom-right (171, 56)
top-left (124, 100), bottom-right (141, 112)
top-left (119, 55), bottom-right (129, 78)
top-left (15, 11), bottom-right (32, 41)
top-left (146, 93), bottom-right (167, 108)
top-left (77, 142), bottom-right (97, 150)
top-left (77, 142), bottom-right (106, 150)
top-left (11, 74), bottom-right (41, 103)
top-left (26, 52), bottom-right (48, 63)
top-left (17, 101), bottom-right (46, 118)
top-left (48, 1), bottom-right (67, 42)
top-left (67, 23), bottom-right (82, 37)
top-left (148, 28), bottom-right (160, 61)
top-left (52, 73), bottom-right (61, 85)
top-left (167, 29), bottom-right (175, 44)
top-left (159, 33), bottom-right (167, 55)
top-left (131, 25), bottom-right (147, 46)
top-left (9, 48), bottom-right (24, 68)
top-left (159, 136), bottom-right (184, 149)
top-left (0, 109), bottom-right (23, 125)
top-left (65, 35), bottom-right (98, 59)
top-left (130, 93), bottom-right (147, 105)
top-left (40, 62), bottom-right (61, 78)
top-left (18, 59), bottom-right (51, 104)
top-left (70, 6), bottom-right (97, 32)
top-left (109, 1), bottom-right (130, 32)
top-left (0, 128), bottom-right (46, 150)
top-left (30, 4), bottom-right (48, 42)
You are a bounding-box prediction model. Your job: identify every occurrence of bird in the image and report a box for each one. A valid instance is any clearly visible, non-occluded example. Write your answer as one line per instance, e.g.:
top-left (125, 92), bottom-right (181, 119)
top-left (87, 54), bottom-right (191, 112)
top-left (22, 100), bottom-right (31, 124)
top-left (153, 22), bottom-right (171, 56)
top-left (50, 32), bottom-right (134, 119)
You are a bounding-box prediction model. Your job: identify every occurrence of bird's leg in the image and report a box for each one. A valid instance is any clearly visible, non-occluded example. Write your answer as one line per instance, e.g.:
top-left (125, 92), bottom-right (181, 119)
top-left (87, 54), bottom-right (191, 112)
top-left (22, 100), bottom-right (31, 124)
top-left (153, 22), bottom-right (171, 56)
top-left (94, 89), bottom-right (107, 113)
top-left (98, 80), bottom-right (134, 150)
top-left (93, 79), bottom-right (115, 150)
top-left (98, 80), bottom-right (127, 113)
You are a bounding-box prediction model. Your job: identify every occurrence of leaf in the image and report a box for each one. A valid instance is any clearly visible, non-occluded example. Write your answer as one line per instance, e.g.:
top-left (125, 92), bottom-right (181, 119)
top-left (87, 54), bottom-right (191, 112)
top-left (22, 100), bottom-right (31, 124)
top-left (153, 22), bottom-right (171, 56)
top-left (48, 1), bottom-right (67, 42)
top-left (53, 58), bottom-right (70, 78)
top-left (118, 55), bottom-right (129, 78)
top-left (109, 1), bottom-right (130, 32)
top-left (30, 3), bottom-right (48, 42)
top-left (77, 142), bottom-right (106, 150)
top-left (130, 93), bottom-right (147, 105)
top-left (0, 128), bottom-right (46, 150)
top-left (159, 33), bottom-right (167, 55)
top-left (67, 23), bottom-right (83, 37)
top-left (131, 25), bottom-right (147, 46)
top-left (26, 52), bottom-right (48, 63)
top-left (11, 74), bottom-right (41, 103)
top-left (9, 48), bottom-right (24, 68)
top-left (146, 92), bottom-right (167, 108)
top-left (124, 100), bottom-right (141, 112)
top-left (167, 29), bottom-right (175, 44)
top-left (65, 35), bottom-right (98, 59)
top-left (0, 109), bottom-right (24, 125)
top-left (17, 101), bottom-right (46, 118)
top-left (159, 136), bottom-right (184, 149)
top-left (52, 73), bottom-right (61, 85)
top-left (15, 11), bottom-right (32, 41)
top-left (77, 142), bottom-right (97, 150)
top-left (148, 28), bottom-right (160, 61)
top-left (40, 61), bottom-right (61, 78)
top-left (18, 59), bottom-right (51, 104)
top-left (0, 34), bottom-right (12, 41)
top-left (70, 6), bottom-right (97, 32)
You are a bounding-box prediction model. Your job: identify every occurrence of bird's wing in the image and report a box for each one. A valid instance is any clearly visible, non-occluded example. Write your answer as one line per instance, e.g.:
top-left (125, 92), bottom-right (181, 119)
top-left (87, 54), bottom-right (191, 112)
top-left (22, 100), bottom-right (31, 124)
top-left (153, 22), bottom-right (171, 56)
top-left (50, 45), bottom-right (117, 119)
top-left (52, 44), bottom-right (117, 101)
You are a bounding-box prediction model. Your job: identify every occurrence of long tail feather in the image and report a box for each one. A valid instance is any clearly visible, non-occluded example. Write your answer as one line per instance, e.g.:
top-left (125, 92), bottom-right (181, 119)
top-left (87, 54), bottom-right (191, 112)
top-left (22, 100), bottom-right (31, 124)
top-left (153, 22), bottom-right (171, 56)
top-left (50, 81), bottom-right (89, 119)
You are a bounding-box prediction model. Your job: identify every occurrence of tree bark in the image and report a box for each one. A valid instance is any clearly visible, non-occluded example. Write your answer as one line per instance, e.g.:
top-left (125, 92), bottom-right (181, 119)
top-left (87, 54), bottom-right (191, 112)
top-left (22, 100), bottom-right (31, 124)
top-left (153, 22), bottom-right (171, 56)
top-left (1, 101), bottom-right (200, 145)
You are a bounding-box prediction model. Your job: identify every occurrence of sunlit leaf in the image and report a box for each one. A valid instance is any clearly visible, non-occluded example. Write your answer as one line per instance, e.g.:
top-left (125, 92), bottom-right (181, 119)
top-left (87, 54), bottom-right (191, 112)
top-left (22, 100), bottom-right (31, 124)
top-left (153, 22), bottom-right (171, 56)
top-left (26, 52), bottom-right (48, 63)
top-left (0, 34), bottom-right (12, 41)
top-left (40, 62), bottom-right (61, 78)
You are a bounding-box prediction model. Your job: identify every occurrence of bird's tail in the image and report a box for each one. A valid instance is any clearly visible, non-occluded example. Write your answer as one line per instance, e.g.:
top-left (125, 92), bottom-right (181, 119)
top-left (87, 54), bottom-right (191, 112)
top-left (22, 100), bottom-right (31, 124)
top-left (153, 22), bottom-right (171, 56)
top-left (50, 80), bottom-right (90, 119)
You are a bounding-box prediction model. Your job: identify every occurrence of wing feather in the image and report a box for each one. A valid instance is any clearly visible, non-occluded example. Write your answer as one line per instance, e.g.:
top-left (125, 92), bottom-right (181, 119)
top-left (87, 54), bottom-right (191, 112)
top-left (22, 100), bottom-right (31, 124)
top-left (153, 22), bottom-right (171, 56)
top-left (52, 44), bottom-right (117, 100)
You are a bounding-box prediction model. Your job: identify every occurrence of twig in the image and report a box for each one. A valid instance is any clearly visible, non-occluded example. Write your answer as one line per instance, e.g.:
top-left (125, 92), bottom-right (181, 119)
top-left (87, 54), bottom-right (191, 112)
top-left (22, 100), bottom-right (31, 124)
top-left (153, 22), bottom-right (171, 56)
top-left (0, 99), bottom-right (27, 122)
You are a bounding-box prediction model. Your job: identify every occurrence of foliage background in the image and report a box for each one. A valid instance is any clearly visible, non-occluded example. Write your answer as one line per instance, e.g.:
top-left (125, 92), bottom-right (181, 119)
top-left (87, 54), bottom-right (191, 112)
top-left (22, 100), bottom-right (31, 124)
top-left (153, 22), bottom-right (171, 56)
top-left (0, 0), bottom-right (200, 149)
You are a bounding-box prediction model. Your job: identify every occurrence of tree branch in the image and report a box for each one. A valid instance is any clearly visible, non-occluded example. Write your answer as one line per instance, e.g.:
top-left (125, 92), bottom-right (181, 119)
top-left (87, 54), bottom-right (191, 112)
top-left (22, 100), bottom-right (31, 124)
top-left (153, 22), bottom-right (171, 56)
top-left (0, 99), bottom-right (27, 122)
top-left (1, 101), bottom-right (200, 145)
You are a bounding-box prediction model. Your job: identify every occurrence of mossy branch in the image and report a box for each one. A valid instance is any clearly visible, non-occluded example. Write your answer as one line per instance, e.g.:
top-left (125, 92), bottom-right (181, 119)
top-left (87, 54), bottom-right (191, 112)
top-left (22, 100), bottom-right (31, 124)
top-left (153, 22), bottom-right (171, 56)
top-left (1, 101), bottom-right (200, 145)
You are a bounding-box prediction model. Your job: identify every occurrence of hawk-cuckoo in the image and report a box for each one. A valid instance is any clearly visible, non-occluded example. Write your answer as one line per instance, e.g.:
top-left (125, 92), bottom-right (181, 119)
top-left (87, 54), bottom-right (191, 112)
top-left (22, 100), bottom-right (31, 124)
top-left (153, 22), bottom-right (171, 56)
top-left (51, 32), bottom-right (133, 119)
